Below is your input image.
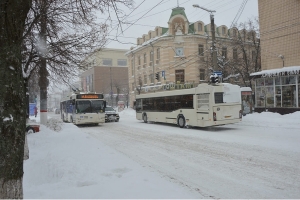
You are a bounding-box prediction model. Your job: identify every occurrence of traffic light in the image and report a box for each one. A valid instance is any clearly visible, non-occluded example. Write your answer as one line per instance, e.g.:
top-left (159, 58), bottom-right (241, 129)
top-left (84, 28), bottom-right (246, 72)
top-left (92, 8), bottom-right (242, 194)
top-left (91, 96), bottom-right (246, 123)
top-left (215, 75), bottom-right (219, 83)
top-left (155, 72), bottom-right (159, 80)
top-left (210, 73), bottom-right (219, 84)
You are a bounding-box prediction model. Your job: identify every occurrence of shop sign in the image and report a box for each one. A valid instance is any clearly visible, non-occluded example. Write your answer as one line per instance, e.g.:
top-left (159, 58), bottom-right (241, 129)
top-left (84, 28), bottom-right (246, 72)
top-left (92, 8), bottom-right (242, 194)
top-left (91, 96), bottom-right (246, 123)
top-left (140, 82), bottom-right (195, 93)
top-left (262, 69), bottom-right (300, 77)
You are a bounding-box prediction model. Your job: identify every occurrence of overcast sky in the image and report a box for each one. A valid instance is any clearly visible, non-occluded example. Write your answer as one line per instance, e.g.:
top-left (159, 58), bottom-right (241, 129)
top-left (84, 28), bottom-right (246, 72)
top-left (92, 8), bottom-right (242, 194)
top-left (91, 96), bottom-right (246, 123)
top-left (101, 0), bottom-right (258, 50)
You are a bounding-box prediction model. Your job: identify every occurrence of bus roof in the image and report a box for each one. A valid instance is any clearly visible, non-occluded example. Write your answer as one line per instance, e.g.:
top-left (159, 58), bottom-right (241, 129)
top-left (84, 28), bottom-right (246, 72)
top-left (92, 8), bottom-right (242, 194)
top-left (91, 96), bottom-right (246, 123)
top-left (136, 83), bottom-right (237, 99)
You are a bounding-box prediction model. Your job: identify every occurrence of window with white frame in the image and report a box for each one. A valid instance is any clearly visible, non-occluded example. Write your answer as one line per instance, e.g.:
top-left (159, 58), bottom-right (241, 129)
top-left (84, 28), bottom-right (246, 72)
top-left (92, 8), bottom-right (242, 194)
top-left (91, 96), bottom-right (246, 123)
top-left (150, 51), bottom-right (153, 66)
top-left (149, 74), bottom-right (154, 83)
top-left (222, 27), bottom-right (226, 35)
top-left (117, 59), bottom-right (127, 66)
top-left (131, 58), bottom-right (134, 76)
top-left (175, 69), bottom-right (184, 83)
top-left (103, 58), bottom-right (112, 66)
top-left (233, 29), bottom-right (237, 37)
top-left (156, 48), bottom-right (160, 64)
top-left (200, 69), bottom-right (205, 80)
top-left (143, 53), bottom-right (147, 67)
top-left (198, 44), bottom-right (204, 56)
top-left (198, 23), bottom-right (202, 31)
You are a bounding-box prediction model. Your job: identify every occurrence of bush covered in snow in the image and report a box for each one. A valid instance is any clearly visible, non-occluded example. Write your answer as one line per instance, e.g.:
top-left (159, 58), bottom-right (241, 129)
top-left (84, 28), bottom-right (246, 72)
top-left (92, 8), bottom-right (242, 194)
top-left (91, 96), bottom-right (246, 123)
top-left (46, 118), bottom-right (63, 132)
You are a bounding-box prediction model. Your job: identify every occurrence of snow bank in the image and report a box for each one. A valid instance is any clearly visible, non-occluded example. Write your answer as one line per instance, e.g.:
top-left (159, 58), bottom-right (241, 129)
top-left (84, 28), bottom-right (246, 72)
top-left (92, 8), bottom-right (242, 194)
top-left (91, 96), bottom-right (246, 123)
top-left (241, 111), bottom-right (300, 129)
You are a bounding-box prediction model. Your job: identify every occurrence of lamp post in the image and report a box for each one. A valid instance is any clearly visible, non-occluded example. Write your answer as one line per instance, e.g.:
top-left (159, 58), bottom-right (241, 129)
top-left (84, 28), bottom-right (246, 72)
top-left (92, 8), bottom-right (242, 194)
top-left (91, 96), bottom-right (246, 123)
top-left (193, 4), bottom-right (218, 71)
top-left (279, 55), bottom-right (284, 67)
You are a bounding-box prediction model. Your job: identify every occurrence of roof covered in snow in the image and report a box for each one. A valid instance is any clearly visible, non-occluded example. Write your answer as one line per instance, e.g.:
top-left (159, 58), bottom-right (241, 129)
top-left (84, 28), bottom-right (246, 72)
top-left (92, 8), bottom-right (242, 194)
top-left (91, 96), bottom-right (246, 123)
top-left (240, 87), bottom-right (252, 92)
top-left (250, 66), bottom-right (300, 77)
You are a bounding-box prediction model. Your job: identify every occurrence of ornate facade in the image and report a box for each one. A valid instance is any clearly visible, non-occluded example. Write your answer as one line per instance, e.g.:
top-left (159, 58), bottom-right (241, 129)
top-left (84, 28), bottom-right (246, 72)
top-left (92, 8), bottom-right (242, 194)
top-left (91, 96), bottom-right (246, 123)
top-left (126, 7), bottom-right (256, 107)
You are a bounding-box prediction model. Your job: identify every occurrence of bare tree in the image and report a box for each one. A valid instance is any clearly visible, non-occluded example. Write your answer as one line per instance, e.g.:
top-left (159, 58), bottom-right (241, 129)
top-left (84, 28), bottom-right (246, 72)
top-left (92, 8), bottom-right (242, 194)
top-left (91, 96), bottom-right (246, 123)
top-left (195, 19), bottom-right (261, 87)
top-left (0, 0), bottom-right (133, 198)
top-left (220, 19), bottom-right (261, 88)
top-left (23, 0), bottom-right (133, 124)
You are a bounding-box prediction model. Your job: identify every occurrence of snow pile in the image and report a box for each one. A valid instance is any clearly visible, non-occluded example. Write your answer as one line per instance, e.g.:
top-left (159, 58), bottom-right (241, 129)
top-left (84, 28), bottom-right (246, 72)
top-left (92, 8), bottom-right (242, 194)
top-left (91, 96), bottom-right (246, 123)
top-left (118, 107), bottom-right (136, 118)
top-left (241, 111), bottom-right (300, 129)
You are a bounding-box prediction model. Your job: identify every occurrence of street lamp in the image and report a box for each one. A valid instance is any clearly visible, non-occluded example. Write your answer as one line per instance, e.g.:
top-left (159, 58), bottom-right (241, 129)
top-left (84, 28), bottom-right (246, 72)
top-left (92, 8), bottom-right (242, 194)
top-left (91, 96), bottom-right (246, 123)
top-left (193, 4), bottom-right (218, 71)
top-left (278, 55), bottom-right (284, 67)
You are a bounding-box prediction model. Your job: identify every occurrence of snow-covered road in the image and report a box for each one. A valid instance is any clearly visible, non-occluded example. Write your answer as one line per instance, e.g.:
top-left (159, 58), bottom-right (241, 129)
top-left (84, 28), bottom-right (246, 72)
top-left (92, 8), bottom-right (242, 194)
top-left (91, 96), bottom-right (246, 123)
top-left (79, 111), bottom-right (300, 199)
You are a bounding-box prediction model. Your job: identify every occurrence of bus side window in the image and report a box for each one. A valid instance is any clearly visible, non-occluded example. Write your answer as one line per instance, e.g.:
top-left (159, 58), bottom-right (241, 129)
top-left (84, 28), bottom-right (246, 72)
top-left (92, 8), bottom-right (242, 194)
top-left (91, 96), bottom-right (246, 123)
top-left (136, 99), bottom-right (142, 111)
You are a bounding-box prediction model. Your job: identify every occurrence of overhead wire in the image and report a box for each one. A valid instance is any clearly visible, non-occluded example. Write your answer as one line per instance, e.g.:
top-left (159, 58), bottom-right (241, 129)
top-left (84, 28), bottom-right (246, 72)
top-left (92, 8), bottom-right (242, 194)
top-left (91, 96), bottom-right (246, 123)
top-left (229, 0), bottom-right (248, 29)
top-left (105, 0), bottom-right (166, 48)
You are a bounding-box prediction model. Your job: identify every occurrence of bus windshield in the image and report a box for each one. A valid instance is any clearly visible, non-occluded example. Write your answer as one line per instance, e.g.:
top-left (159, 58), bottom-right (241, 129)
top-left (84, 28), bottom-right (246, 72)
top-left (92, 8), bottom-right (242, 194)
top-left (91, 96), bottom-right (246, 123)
top-left (91, 100), bottom-right (104, 112)
top-left (76, 100), bottom-right (104, 113)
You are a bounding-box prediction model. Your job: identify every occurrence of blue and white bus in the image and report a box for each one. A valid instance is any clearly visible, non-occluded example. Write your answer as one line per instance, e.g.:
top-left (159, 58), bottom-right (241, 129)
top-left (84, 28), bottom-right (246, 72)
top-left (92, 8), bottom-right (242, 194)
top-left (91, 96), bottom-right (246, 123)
top-left (60, 92), bottom-right (106, 125)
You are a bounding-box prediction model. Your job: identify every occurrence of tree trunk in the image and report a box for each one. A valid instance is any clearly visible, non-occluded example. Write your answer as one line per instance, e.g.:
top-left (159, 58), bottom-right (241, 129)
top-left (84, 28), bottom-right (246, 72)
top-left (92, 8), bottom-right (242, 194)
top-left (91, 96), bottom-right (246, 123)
top-left (0, 178), bottom-right (23, 199)
top-left (0, 0), bottom-right (32, 199)
top-left (39, 0), bottom-right (49, 125)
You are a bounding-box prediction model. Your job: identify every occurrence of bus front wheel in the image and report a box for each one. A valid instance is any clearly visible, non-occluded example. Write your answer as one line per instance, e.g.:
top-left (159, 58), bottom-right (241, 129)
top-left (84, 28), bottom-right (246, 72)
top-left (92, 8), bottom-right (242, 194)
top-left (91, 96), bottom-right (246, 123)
top-left (178, 116), bottom-right (185, 128)
top-left (143, 113), bottom-right (148, 123)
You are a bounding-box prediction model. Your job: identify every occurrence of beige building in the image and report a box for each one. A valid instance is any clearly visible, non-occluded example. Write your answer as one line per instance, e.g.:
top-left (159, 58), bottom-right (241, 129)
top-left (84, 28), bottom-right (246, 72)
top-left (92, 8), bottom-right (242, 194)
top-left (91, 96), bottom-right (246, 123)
top-left (80, 48), bottom-right (129, 107)
top-left (126, 7), bottom-right (257, 108)
top-left (251, 0), bottom-right (300, 114)
top-left (258, 0), bottom-right (300, 70)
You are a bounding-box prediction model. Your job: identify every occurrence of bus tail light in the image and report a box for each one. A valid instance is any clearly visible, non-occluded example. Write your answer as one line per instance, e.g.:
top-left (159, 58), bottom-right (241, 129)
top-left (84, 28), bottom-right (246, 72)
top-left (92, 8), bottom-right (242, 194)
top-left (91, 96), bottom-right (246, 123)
top-left (239, 110), bottom-right (242, 118)
top-left (213, 112), bottom-right (217, 121)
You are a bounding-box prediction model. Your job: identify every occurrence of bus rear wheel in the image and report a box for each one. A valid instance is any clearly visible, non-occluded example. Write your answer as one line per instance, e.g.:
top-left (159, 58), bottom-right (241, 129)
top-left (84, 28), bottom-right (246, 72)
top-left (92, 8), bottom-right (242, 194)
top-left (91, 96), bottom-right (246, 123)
top-left (178, 116), bottom-right (185, 128)
top-left (143, 113), bottom-right (148, 123)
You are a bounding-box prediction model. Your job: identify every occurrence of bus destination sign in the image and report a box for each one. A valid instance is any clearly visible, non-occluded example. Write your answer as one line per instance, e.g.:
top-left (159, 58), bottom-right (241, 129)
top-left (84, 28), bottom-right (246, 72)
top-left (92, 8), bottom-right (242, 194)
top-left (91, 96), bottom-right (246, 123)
top-left (77, 94), bottom-right (104, 99)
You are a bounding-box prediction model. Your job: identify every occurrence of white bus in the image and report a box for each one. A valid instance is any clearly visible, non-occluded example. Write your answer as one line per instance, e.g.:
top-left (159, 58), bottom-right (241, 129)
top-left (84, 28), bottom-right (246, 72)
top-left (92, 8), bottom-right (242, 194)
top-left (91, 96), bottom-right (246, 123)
top-left (135, 83), bottom-right (242, 128)
top-left (60, 92), bottom-right (106, 125)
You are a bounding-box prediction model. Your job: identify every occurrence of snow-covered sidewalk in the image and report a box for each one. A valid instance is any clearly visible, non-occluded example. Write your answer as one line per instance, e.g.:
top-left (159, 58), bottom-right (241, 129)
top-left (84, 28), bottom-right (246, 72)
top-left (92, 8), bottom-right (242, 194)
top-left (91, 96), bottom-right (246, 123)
top-left (23, 111), bottom-right (200, 198)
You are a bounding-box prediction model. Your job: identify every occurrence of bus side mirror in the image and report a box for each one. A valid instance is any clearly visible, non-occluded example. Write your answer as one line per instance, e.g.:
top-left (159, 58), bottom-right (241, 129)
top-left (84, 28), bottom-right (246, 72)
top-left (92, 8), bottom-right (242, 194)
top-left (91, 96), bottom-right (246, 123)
top-left (103, 101), bottom-right (106, 108)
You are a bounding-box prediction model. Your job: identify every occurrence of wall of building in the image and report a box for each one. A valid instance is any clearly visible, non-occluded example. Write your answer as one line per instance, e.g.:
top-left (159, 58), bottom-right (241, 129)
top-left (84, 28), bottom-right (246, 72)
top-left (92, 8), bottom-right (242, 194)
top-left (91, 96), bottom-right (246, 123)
top-left (128, 35), bottom-right (256, 107)
top-left (258, 0), bottom-right (300, 70)
top-left (80, 48), bottom-right (129, 107)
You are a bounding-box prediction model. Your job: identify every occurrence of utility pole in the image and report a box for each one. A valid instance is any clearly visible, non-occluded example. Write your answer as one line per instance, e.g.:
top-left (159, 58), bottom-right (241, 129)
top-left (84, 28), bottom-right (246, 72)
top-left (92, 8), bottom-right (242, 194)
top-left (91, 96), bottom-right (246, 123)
top-left (193, 4), bottom-right (218, 71)
top-left (110, 66), bottom-right (113, 106)
top-left (39, 0), bottom-right (49, 125)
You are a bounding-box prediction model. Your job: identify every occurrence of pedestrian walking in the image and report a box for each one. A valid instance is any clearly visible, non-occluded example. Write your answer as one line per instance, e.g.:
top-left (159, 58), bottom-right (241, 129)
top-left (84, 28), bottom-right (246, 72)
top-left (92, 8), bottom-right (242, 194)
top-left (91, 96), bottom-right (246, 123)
top-left (34, 106), bottom-right (38, 118)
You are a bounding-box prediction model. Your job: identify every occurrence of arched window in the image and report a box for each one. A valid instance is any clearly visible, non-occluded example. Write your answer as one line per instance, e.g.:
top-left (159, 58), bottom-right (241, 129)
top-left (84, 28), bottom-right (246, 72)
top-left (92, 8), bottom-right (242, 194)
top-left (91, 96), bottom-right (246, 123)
top-left (222, 27), bottom-right (226, 35)
top-left (233, 29), bottom-right (237, 37)
top-left (198, 23), bottom-right (202, 32)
